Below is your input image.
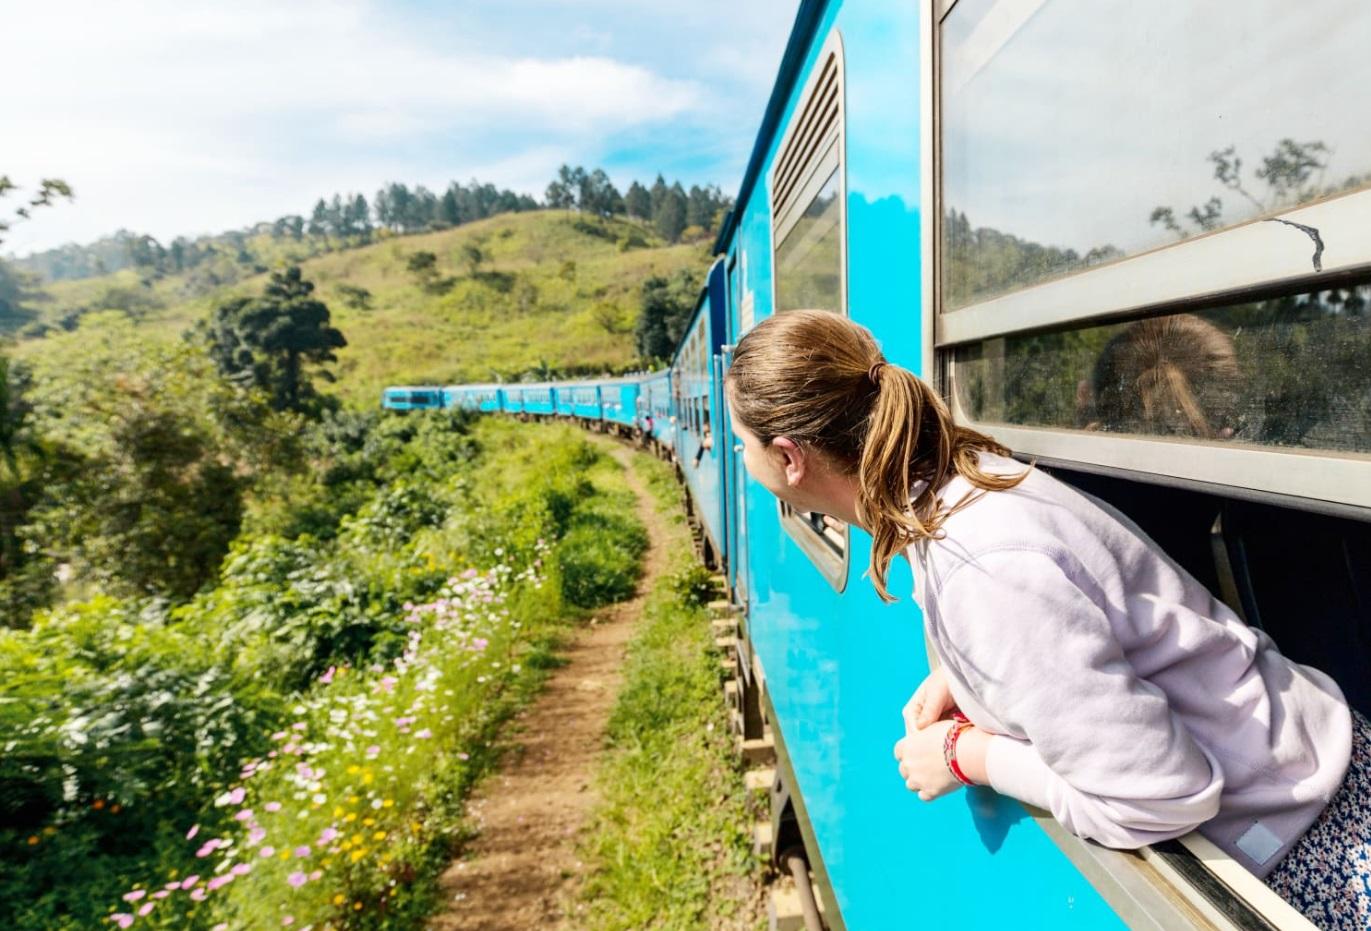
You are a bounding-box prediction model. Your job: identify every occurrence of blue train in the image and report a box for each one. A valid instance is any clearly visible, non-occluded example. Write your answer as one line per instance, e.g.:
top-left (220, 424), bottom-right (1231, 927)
top-left (387, 0), bottom-right (1371, 927)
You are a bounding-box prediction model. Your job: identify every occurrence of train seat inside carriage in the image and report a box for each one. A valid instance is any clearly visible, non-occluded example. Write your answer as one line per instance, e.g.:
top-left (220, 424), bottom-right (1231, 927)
top-left (1035, 463), bottom-right (1371, 719)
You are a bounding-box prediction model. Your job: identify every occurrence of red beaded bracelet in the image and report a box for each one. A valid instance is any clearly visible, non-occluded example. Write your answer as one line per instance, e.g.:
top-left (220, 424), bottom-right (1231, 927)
top-left (944, 719), bottom-right (976, 787)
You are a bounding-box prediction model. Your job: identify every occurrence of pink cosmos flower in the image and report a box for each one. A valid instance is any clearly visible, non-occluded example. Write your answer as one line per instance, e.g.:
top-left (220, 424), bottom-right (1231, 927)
top-left (271, 731), bottom-right (288, 741)
top-left (152, 890), bottom-right (169, 899)
top-left (186, 824), bottom-right (200, 840)
top-left (294, 845), bottom-right (311, 858)
top-left (260, 846), bottom-right (276, 858)
top-left (309, 870), bottom-right (323, 881)
top-left (111, 914), bottom-right (134, 929)
top-left (234, 809), bottom-right (254, 822)
top-left (138, 902), bottom-right (154, 916)
top-left (191, 888), bottom-right (208, 902)
top-left (472, 638), bottom-right (489, 651)
top-left (248, 827), bottom-right (268, 845)
top-left (226, 787), bottom-right (246, 806)
top-left (286, 871), bottom-right (307, 888)
top-left (180, 875), bottom-right (200, 890)
top-left (318, 827), bottom-right (339, 843)
top-left (122, 890), bottom-right (146, 903)
top-left (319, 666), bottom-right (336, 684)
top-left (231, 863), bottom-right (253, 876)
top-left (365, 745), bottom-right (380, 759)
top-left (265, 801), bottom-right (282, 812)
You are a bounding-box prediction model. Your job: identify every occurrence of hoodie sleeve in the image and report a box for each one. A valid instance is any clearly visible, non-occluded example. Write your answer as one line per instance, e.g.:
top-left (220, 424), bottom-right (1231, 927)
top-left (935, 545), bottom-right (1225, 849)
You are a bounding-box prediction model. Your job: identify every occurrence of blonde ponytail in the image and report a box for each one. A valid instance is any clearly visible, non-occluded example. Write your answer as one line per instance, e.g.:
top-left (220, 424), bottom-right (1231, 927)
top-left (726, 310), bottom-right (1026, 603)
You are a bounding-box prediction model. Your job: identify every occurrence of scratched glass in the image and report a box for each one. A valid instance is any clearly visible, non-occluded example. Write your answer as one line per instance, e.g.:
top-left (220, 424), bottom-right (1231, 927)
top-left (776, 169), bottom-right (842, 314)
top-left (953, 281), bottom-right (1371, 455)
top-left (941, 0), bottom-right (1371, 311)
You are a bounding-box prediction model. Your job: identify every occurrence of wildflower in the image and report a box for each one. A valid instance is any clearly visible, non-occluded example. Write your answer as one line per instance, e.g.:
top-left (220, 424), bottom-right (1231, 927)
top-left (248, 827), bottom-right (267, 846)
top-left (111, 914), bottom-right (134, 929)
top-left (319, 827), bottom-right (339, 843)
top-left (265, 801), bottom-right (282, 812)
top-left (180, 875), bottom-right (200, 890)
top-left (415, 728), bottom-right (432, 739)
top-left (122, 890), bottom-right (147, 903)
top-left (283, 917), bottom-right (295, 927)
top-left (234, 809), bottom-right (254, 822)
top-left (319, 666), bottom-right (336, 685)
top-left (287, 871), bottom-right (308, 888)
top-left (191, 888), bottom-right (208, 902)
top-left (231, 863), bottom-right (253, 876)
top-left (294, 845), bottom-right (311, 858)
top-left (333, 894), bottom-right (346, 905)
top-left (457, 752), bottom-right (470, 761)
top-left (260, 846), bottom-right (276, 858)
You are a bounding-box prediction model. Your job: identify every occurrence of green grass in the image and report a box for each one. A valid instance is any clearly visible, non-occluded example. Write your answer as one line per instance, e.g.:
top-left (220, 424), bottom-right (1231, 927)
top-left (577, 448), bottom-right (762, 930)
top-left (17, 211), bottom-right (710, 407)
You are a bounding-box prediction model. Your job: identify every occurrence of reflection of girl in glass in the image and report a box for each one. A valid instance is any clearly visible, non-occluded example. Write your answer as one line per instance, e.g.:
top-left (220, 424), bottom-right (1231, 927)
top-left (1089, 314), bottom-right (1241, 439)
top-left (724, 310), bottom-right (1366, 928)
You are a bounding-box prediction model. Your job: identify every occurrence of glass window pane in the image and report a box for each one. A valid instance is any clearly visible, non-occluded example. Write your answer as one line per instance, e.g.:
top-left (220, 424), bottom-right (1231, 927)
top-left (953, 281), bottom-right (1371, 455)
top-left (942, 0), bottom-right (1371, 311)
top-left (776, 169), bottom-right (842, 313)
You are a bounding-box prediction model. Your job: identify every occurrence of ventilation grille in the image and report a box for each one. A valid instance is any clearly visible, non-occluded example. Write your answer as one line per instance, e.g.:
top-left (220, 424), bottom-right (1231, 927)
top-left (771, 49), bottom-right (841, 224)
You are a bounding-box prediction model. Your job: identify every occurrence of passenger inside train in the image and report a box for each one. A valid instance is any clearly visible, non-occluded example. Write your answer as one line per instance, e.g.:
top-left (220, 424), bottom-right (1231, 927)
top-left (722, 309), bottom-right (1369, 929)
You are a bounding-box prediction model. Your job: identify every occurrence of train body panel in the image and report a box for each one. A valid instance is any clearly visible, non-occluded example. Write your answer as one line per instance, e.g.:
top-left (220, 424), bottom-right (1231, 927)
top-left (672, 258), bottom-right (729, 568)
top-left (381, 386), bottom-right (444, 411)
top-left (638, 369), bottom-right (674, 448)
top-left (601, 377), bottom-right (641, 428)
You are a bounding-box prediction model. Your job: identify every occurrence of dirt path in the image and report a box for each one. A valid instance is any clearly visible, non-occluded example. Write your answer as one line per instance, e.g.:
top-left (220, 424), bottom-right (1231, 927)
top-left (427, 446), bottom-right (669, 931)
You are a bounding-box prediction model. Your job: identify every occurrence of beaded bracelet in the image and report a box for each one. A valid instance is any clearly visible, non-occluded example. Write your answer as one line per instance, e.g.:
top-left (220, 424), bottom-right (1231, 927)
top-left (943, 717), bottom-right (976, 787)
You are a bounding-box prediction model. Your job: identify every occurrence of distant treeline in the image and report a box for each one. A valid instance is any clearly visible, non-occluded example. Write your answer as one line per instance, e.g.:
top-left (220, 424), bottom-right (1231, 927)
top-left (13, 166), bottom-right (731, 284)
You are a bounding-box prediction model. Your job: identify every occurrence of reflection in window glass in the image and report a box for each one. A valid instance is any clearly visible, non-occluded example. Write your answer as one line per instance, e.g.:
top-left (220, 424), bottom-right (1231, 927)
top-left (953, 281), bottom-right (1371, 455)
top-left (942, 0), bottom-right (1371, 311)
top-left (776, 169), bottom-right (842, 313)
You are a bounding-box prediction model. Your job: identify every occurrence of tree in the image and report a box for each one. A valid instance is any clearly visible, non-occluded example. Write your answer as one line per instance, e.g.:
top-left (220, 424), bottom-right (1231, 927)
top-left (624, 181), bottom-right (651, 221)
top-left (335, 284), bottom-right (373, 310)
top-left (648, 174), bottom-right (669, 218)
top-left (204, 266), bottom-right (346, 414)
top-left (308, 198), bottom-right (329, 237)
top-left (440, 187), bottom-right (462, 226)
top-left (460, 243), bottom-right (483, 276)
top-left (578, 168), bottom-right (622, 216)
top-left (0, 176), bottom-right (73, 247)
top-left (545, 164), bottom-right (579, 210)
top-left (634, 268), bottom-right (700, 359)
top-left (653, 183), bottom-right (688, 242)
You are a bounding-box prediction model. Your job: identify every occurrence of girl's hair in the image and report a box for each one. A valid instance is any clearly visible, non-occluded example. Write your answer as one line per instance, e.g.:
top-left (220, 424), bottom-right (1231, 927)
top-left (1091, 314), bottom-right (1240, 439)
top-left (724, 310), bottom-right (1025, 603)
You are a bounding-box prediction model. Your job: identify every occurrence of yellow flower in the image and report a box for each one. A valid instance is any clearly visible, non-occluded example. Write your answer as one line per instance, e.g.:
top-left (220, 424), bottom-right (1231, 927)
top-left (350, 849), bottom-right (367, 862)
top-left (345, 813), bottom-right (357, 822)
top-left (42, 826), bottom-right (56, 836)
top-left (26, 835), bottom-right (39, 846)
top-left (382, 799), bottom-right (394, 809)
top-left (372, 831), bottom-right (387, 841)
top-left (333, 806), bottom-right (345, 818)
top-left (333, 894), bottom-right (345, 906)
top-left (280, 849), bottom-right (291, 860)
top-left (346, 765), bottom-right (361, 775)
top-left (362, 818), bottom-right (376, 827)
top-left (351, 833), bottom-right (364, 845)
top-left (353, 902), bottom-right (363, 911)
top-left (361, 773), bottom-right (373, 785)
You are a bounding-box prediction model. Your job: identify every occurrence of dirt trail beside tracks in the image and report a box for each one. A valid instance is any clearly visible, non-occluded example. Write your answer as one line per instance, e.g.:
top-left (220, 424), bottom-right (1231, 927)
top-left (427, 446), bottom-right (668, 931)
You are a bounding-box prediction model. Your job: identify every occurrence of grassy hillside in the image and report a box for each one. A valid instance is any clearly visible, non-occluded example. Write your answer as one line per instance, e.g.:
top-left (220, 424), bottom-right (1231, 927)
top-left (16, 211), bottom-right (709, 407)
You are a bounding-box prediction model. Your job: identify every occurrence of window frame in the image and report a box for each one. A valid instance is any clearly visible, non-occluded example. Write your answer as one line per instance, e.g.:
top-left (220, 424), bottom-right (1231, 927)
top-left (768, 26), bottom-right (851, 594)
top-left (934, 0), bottom-right (1371, 514)
top-left (925, 3), bottom-right (1333, 927)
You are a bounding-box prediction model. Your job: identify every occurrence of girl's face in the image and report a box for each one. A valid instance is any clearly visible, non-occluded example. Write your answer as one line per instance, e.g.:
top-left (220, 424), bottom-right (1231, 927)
top-left (727, 397), bottom-right (837, 516)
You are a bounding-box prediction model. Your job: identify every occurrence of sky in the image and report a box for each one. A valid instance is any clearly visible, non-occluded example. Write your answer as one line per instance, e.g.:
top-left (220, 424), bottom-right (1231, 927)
top-left (2, 0), bottom-right (798, 257)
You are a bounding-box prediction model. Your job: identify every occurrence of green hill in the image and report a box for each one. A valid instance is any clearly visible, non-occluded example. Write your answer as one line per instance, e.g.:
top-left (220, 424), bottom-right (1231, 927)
top-left (15, 210), bottom-right (709, 407)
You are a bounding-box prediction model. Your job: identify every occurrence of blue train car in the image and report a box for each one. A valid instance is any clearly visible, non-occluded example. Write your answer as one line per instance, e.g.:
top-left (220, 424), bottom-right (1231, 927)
top-left (565, 382), bottom-right (603, 422)
top-left (672, 258), bottom-right (728, 571)
top-left (518, 383), bottom-right (556, 416)
top-left (638, 369), bottom-right (674, 452)
top-left (381, 386), bottom-right (444, 411)
top-left (500, 386), bottom-right (524, 415)
top-left (406, 0), bottom-right (1371, 925)
top-left (599, 375), bottom-right (642, 435)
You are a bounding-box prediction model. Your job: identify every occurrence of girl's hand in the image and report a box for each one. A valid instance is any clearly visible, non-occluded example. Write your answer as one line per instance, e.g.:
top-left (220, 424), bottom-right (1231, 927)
top-left (893, 720), bottom-right (961, 801)
top-left (903, 665), bottom-right (956, 731)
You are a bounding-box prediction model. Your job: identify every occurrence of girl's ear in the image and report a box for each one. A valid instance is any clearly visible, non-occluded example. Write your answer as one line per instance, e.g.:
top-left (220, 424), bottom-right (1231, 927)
top-left (771, 436), bottom-right (806, 487)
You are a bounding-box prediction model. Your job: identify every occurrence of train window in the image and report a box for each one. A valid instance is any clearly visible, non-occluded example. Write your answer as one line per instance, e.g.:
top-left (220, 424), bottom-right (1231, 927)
top-left (937, 0), bottom-right (1371, 509)
top-left (771, 31), bottom-right (845, 316)
top-left (941, 0), bottom-right (1371, 312)
top-left (769, 27), bottom-right (850, 592)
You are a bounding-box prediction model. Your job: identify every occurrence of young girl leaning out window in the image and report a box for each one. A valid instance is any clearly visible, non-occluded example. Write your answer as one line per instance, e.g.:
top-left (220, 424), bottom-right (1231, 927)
top-left (723, 310), bottom-right (1367, 930)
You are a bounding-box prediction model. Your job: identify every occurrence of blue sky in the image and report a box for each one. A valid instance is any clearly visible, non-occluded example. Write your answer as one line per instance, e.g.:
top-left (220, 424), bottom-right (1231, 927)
top-left (3, 0), bottom-right (797, 256)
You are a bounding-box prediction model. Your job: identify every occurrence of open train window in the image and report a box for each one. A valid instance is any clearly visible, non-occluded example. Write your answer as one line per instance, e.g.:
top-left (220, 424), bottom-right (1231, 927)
top-left (932, 0), bottom-right (1369, 926)
top-left (769, 27), bottom-right (850, 593)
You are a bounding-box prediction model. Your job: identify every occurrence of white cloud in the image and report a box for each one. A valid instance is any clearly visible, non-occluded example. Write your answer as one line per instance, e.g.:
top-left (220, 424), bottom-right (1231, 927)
top-left (2, 0), bottom-right (714, 253)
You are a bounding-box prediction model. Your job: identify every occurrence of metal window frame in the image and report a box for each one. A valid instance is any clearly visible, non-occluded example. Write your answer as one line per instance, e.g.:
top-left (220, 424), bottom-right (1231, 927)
top-left (768, 26), bottom-right (851, 594)
top-left (932, 0), bottom-right (1371, 512)
top-left (921, 2), bottom-right (1327, 926)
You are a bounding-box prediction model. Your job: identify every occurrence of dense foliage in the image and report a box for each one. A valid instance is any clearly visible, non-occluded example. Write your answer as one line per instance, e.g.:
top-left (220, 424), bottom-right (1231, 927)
top-left (1, 416), bottom-right (648, 930)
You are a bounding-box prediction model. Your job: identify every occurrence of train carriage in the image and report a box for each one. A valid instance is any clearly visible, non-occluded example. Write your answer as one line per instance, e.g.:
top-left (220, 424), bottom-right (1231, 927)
top-left (392, 0), bottom-right (1371, 926)
top-left (599, 375), bottom-right (642, 435)
top-left (381, 386), bottom-right (444, 411)
top-left (672, 258), bottom-right (730, 572)
top-left (519, 383), bottom-right (556, 417)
